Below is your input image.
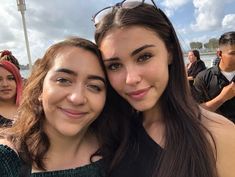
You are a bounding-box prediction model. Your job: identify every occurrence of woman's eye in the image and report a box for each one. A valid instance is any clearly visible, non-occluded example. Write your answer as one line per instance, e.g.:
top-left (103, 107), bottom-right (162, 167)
top-left (56, 78), bottom-right (71, 85)
top-left (106, 63), bottom-right (122, 71)
top-left (87, 85), bottom-right (102, 92)
top-left (8, 75), bottom-right (15, 81)
top-left (137, 53), bottom-right (152, 62)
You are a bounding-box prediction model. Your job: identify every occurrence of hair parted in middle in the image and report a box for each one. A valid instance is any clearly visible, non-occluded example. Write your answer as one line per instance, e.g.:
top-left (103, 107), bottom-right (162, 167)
top-left (95, 3), bottom-right (218, 177)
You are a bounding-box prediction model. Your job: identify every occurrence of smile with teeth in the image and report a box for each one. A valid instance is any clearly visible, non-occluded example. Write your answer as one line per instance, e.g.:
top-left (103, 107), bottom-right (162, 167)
top-left (126, 87), bottom-right (151, 100)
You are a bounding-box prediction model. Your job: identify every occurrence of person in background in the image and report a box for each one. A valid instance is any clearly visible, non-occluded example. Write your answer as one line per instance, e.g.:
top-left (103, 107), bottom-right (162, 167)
top-left (0, 50), bottom-right (27, 83)
top-left (0, 37), bottom-right (119, 177)
top-left (194, 31), bottom-right (235, 123)
top-left (94, 0), bottom-right (235, 177)
top-left (0, 61), bottom-right (23, 127)
top-left (0, 50), bottom-right (20, 70)
top-left (211, 49), bottom-right (221, 67)
top-left (186, 50), bottom-right (206, 86)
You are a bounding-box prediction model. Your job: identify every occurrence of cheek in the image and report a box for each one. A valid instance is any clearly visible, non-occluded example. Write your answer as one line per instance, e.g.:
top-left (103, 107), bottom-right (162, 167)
top-left (12, 82), bottom-right (17, 92)
top-left (91, 93), bottom-right (106, 113)
top-left (107, 72), bottom-right (125, 92)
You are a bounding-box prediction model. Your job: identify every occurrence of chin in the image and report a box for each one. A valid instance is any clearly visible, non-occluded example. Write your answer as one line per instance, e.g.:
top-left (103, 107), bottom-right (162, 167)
top-left (131, 102), bottom-right (154, 112)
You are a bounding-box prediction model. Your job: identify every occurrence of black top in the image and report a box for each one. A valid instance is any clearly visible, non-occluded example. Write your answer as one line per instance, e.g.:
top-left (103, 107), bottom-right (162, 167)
top-left (187, 60), bottom-right (206, 79)
top-left (193, 65), bottom-right (235, 122)
top-left (0, 115), bottom-right (13, 127)
top-left (109, 118), bottom-right (163, 177)
top-left (0, 144), bottom-right (105, 177)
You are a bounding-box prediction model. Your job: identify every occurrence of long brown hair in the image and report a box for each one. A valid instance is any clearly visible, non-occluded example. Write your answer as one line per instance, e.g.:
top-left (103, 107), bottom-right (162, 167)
top-left (1, 37), bottom-right (111, 170)
top-left (95, 3), bottom-right (218, 177)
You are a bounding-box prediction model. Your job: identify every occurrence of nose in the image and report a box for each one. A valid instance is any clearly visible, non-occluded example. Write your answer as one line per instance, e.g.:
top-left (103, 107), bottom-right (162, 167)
top-left (125, 67), bottom-right (141, 85)
top-left (67, 85), bottom-right (87, 105)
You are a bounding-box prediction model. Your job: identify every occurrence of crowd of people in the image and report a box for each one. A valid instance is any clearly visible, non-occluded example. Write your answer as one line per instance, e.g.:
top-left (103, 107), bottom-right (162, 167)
top-left (0, 0), bottom-right (234, 177)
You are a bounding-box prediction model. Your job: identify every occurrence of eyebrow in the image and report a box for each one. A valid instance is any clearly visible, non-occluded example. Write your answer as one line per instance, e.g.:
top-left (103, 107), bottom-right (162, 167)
top-left (103, 44), bottom-right (156, 62)
top-left (55, 68), bottom-right (106, 85)
top-left (131, 44), bottom-right (155, 56)
top-left (87, 75), bottom-right (106, 85)
top-left (55, 68), bottom-right (77, 76)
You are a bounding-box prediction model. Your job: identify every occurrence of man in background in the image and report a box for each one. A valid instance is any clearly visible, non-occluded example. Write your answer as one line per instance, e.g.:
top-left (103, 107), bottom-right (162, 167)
top-left (193, 31), bottom-right (235, 123)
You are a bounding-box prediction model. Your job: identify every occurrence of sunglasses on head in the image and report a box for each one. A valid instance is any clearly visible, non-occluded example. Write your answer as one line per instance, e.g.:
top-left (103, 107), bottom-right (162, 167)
top-left (92, 0), bottom-right (159, 25)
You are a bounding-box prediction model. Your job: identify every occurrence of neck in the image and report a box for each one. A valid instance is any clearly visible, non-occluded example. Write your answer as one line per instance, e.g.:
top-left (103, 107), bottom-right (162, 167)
top-left (142, 104), bottom-right (165, 147)
top-left (0, 98), bottom-right (15, 106)
top-left (219, 63), bottom-right (235, 72)
top-left (39, 128), bottom-right (99, 171)
top-left (143, 103), bottom-right (163, 125)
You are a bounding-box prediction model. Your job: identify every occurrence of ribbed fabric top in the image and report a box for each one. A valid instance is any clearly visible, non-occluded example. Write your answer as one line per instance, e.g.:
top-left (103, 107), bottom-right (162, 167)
top-left (31, 160), bottom-right (104, 177)
top-left (0, 144), bottom-right (105, 177)
top-left (0, 144), bottom-right (21, 177)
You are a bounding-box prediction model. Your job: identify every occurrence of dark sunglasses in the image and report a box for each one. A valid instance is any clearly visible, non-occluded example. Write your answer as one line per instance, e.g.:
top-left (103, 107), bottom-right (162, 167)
top-left (92, 0), bottom-right (159, 25)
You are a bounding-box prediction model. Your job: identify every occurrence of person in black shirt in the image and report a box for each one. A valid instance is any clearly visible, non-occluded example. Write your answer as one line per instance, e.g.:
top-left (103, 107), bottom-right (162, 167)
top-left (187, 49), bottom-right (206, 85)
top-left (93, 1), bottom-right (235, 177)
top-left (194, 31), bottom-right (235, 123)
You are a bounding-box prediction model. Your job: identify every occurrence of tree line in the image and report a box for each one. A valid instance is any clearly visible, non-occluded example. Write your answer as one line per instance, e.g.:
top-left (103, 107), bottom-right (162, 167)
top-left (190, 38), bottom-right (219, 50)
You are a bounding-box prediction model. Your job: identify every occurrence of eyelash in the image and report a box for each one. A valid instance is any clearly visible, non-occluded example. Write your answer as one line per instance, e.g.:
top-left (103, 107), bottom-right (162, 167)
top-left (106, 53), bottom-right (153, 71)
top-left (137, 53), bottom-right (152, 62)
top-left (8, 76), bottom-right (15, 81)
top-left (56, 77), bottom-right (71, 85)
top-left (87, 84), bottom-right (102, 92)
top-left (56, 77), bottom-right (104, 93)
top-left (106, 63), bottom-right (122, 71)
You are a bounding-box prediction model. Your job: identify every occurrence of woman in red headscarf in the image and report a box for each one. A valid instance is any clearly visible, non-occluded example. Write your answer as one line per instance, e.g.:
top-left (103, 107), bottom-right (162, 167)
top-left (0, 61), bottom-right (23, 127)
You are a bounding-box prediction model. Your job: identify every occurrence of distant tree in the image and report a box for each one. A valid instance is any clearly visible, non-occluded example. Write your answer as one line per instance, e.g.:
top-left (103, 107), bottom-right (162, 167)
top-left (208, 38), bottom-right (219, 49)
top-left (204, 43), bottom-right (209, 49)
top-left (190, 42), bottom-right (203, 49)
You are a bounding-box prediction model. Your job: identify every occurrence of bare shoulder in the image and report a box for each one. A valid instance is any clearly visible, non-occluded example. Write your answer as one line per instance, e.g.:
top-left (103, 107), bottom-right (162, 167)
top-left (200, 107), bottom-right (234, 131)
top-left (200, 107), bottom-right (235, 177)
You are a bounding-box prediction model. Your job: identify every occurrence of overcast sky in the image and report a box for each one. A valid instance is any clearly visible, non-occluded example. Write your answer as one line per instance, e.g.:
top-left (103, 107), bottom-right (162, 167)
top-left (0, 0), bottom-right (235, 65)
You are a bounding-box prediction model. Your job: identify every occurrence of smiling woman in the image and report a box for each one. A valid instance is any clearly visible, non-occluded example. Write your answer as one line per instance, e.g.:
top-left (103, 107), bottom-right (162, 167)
top-left (94, 1), bottom-right (235, 177)
top-left (0, 61), bottom-right (23, 127)
top-left (0, 37), bottom-right (115, 177)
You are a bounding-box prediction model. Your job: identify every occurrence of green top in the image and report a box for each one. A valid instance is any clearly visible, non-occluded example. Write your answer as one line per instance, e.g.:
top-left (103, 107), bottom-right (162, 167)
top-left (0, 144), bottom-right (105, 177)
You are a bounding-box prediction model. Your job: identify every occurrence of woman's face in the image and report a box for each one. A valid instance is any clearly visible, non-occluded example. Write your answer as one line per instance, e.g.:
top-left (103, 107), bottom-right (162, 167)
top-left (41, 46), bottom-right (106, 138)
top-left (188, 51), bottom-right (196, 63)
top-left (0, 67), bottom-right (17, 103)
top-left (100, 26), bottom-right (171, 113)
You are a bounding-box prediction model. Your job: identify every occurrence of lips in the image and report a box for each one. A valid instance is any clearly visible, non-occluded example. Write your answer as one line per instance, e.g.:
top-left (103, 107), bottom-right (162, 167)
top-left (59, 107), bottom-right (88, 119)
top-left (126, 87), bottom-right (151, 100)
top-left (0, 89), bottom-right (12, 92)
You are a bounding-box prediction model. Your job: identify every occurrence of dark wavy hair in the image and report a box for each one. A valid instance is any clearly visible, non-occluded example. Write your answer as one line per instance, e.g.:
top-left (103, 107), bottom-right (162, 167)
top-left (219, 31), bottom-right (235, 46)
top-left (191, 49), bottom-right (201, 60)
top-left (0, 50), bottom-right (20, 70)
top-left (95, 3), bottom-right (218, 177)
top-left (1, 37), bottom-right (123, 172)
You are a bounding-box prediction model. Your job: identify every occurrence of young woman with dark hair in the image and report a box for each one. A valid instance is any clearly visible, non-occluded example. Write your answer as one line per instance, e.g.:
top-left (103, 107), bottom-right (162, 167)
top-left (0, 61), bottom-right (23, 127)
top-left (93, 1), bottom-right (235, 177)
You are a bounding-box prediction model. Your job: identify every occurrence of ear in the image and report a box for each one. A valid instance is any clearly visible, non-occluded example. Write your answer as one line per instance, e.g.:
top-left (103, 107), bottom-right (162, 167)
top-left (38, 94), bottom-right (42, 102)
top-left (168, 52), bottom-right (173, 65)
top-left (218, 50), bottom-right (222, 58)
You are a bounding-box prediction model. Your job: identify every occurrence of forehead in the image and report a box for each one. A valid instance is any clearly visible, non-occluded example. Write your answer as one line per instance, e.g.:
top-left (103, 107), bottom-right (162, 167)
top-left (0, 66), bottom-right (12, 75)
top-left (102, 26), bottom-right (160, 43)
top-left (50, 47), bottom-right (105, 76)
top-left (220, 44), bottom-right (235, 51)
top-left (188, 52), bottom-right (194, 56)
top-left (100, 26), bottom-right (165, 56)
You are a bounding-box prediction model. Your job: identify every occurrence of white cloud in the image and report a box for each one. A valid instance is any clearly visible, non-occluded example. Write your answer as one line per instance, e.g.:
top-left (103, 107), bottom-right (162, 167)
top-left (161, 0), bottom-right (189, 16)
top-left (0, 0), bottom-right (109, 65)
top-left (191, 0), bottom-right (224, 31)
top-left (162, 0), bottom-right (189, 9)
top-left (222, 14), bottom-right (235, 29)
